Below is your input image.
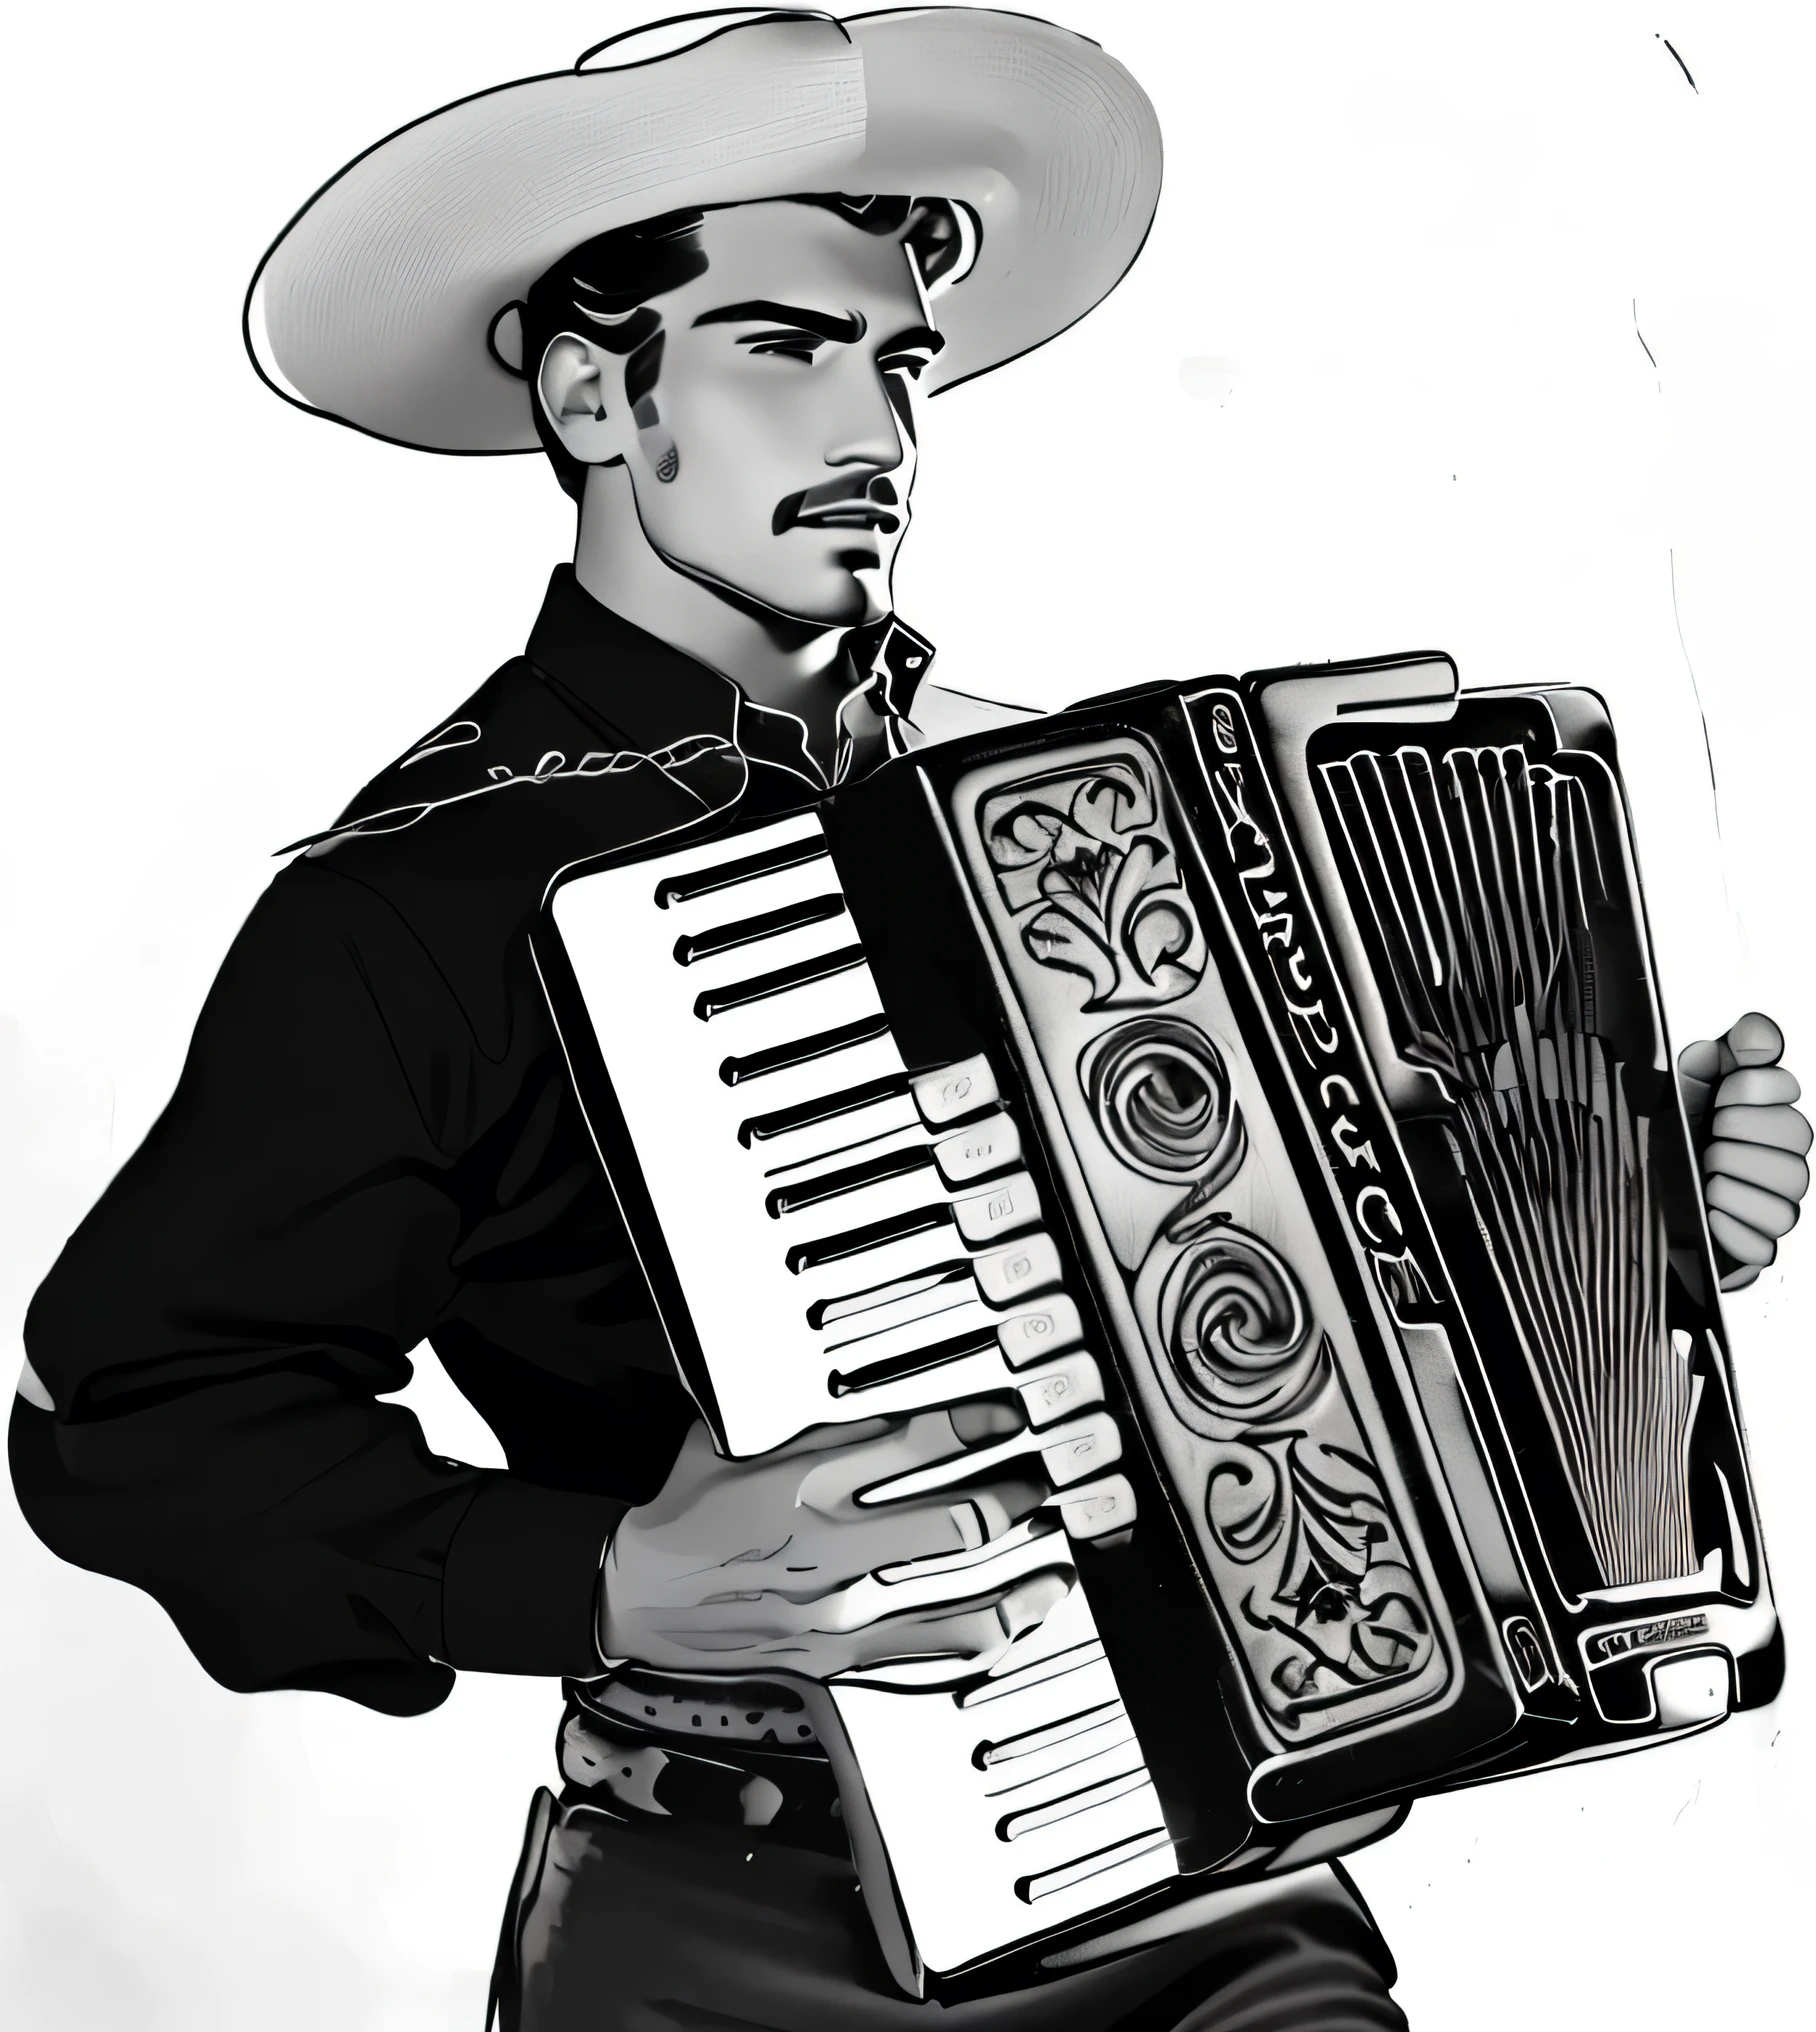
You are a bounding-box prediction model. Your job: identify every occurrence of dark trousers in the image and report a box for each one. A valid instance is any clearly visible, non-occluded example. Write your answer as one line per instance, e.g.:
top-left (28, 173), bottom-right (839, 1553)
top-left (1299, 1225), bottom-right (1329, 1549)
top-left (490, 1789), bottom-right (1408, 2032)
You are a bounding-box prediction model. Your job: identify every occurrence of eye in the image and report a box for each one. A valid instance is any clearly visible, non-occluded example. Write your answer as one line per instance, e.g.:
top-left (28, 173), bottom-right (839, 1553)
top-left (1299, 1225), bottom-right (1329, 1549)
top-left (881, 353), bottom-right (934, 381)
top-left (744, 330), bottom-right (824, 365)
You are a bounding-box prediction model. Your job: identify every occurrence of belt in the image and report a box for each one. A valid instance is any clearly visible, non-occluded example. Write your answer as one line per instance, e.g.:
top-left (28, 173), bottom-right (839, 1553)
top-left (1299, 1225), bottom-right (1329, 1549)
top-left (559, 1677), bottom-right (850, 1858)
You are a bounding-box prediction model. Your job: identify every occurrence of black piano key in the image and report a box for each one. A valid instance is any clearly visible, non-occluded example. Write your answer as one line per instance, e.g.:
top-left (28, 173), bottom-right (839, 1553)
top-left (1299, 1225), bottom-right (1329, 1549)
top-left (738, 1072), bottom-right (914, 1147)
top-left (652, 834), bottom-right (829, 908)
top-left (805, 1260), bottom-right (972, 1329)
top-left (765, 1145), bottom-right (933, 1218)
top-left (693, 945), bottom-right (867, 1022)
top-left (718, 1015), bottom-right (891, 1087)
top-left (828, 1325), bottom-right (1003, 1397)
top-left (672, 893), bottom-right (847, 967)
top-left (785, 1203), bottom-right (953, 1273)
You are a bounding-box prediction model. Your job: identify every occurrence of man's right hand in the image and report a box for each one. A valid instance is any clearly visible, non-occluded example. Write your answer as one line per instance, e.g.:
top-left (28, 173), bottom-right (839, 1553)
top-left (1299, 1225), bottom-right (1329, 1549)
top-left (597, 1412), bottom-right (1073, 1684)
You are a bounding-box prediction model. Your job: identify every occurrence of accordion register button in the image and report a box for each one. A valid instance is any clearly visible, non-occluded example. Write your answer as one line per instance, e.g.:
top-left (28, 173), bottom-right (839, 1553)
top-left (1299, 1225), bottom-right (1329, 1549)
top-left (972, 1235), bottom-right (1063, 1307)
top-left (952, 1172), bottom-right (1041, 1245)
top-left (1038, 1412), bottom-right (1122, 1487)
top-left (996, 1296), bottom-right (1084, 1367)
top-left (1015, 1351), bottom-right (1104, 1428)
top-left (931, 1112), bottom-right (1023, 1186)
top-left (1055, 1473), bottom-right (1138, 1540)
top-left (910, 1054), bottom-right (1000, 1126)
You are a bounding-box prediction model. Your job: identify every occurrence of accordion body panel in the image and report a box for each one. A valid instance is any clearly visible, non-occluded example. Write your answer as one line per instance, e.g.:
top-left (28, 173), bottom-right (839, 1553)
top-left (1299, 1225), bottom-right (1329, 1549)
top-left (538, 657), bottom-right (1780, 1996)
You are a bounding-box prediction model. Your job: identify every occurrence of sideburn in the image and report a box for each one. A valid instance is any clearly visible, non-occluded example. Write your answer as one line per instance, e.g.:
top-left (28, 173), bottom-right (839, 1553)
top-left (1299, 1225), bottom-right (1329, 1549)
top-left (625, 329), bottom-right (679, 481)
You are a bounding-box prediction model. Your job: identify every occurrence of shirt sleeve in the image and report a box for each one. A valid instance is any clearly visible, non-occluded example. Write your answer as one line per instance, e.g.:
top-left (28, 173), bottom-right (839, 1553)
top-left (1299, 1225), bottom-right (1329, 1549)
top-left (11, 860), bottom-right (624, 1716)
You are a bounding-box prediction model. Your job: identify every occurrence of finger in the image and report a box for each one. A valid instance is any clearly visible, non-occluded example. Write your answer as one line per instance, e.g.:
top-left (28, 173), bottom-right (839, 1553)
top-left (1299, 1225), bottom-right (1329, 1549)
top-left (1704, 1172), bottom-right (1801, 1240)
top-left (796, 1407), bottom-right (1011, 1514)
top-left (845, 1490), bottom-right (1032, 1568)
top-left (1713, 1066), bottom-right (1802, 1109)
top-left (1721, 1262), bottom-right (1763, 1293)
top-left (948, 1475), bottom-right (1051, 1545)
top-left (1702, 1140), bottom-right (1810, 1204)
top-left (1724, 1011), bottom-right (1785, 1069)
top-left (1676, 1037), bottom-right (1726, 1091)
top-left (1707, 1207), bottom-right (1780, 1270)
top-left (782, 1414), bottom-right (900, 1459)
top-left (841, 1570), bottom-right (1072, 1675)
top-left (950, 1398), bottom-right (1027, 1445)
top-left (1709, 1103), bottom-right (1814, 1156)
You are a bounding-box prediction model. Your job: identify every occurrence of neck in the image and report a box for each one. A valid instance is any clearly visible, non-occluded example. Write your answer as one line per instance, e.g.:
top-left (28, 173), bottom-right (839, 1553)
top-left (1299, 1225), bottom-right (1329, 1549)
top-left (571, 467), bottom-right (866, 766)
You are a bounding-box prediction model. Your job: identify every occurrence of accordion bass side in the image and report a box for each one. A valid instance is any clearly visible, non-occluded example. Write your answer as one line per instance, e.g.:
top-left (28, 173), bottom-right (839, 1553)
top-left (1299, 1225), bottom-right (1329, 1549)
top-left (536, 655), bottom-right (1781, 1997)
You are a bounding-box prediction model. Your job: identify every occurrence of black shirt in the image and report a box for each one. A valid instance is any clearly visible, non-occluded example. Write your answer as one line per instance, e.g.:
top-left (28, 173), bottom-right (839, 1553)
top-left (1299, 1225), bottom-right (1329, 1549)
top-left (12, 569), bottom-right (946, 1717)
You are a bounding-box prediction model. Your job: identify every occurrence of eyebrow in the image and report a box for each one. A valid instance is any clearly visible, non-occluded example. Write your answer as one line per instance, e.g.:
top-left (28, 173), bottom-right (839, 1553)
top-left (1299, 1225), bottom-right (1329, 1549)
top-left (690, 300), bottom-right (866, 343)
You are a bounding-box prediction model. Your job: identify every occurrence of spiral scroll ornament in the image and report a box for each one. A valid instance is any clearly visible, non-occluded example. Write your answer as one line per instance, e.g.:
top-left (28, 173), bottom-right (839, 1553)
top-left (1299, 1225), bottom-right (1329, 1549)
top-left (1157, 1227), bottom-right (1325, 1426)
top-left (1082, 1018), bottom-right (1248, 1189)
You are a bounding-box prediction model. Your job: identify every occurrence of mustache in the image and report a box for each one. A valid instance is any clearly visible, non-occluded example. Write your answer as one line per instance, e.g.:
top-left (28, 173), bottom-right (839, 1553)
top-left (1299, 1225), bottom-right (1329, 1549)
top-left (773, 475), bottom-right (903, 536)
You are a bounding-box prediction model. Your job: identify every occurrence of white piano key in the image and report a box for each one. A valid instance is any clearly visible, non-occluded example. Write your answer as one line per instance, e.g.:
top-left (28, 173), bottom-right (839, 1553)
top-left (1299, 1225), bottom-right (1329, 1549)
top-left (911, 1053), bottom-right (1000, 1124)
top-left (971, 1235), bottom-right (1065, 1307)
top-left (1017, 1823), bottom-right (1173, 1904)
top-left (931, 1112), bottom-right (1024, 1185)
top-left (997, 1766), bottom-right (1152, 1843)
top-left (823, 1295), bottom-right (1001, 1372)
top-left (1053, 1474), bottom-right (1139, 1540)
top-left (950, 1171), bottom-right (1043, 1246)
top-left (809, 1261), bottom-right (972, 1332)
top-left (828, 1582), bottom-right (1175, 1974)
top-left (995, 1295), bottom-right (1086, 1367)
top-left (1014, 1352), bottom-right (1106, 1428)
top-left (756, 1098), bottom-right (924, 1173)
top-left (1038, 1413), bottom-right (1123, 1487)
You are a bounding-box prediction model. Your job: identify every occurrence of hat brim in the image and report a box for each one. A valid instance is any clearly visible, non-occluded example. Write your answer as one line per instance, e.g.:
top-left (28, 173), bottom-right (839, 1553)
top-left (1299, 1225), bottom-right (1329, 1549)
top-left (244, 8), bottom-right (1162, 453)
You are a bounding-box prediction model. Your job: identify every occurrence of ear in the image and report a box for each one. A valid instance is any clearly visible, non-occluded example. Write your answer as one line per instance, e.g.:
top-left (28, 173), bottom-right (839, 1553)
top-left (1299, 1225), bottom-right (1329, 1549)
top-left (536, 334), bottom-right (632, 467)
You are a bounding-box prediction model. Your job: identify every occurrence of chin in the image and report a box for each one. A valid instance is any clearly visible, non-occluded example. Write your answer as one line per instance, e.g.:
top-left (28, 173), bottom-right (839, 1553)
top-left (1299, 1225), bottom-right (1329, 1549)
top-left (766, 567), bottom-right (887, 630)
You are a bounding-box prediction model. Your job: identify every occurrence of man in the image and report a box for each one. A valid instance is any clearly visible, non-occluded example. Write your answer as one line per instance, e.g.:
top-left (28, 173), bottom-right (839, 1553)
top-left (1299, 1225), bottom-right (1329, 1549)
top-left (11, 11), bottom-right (1808, 2030)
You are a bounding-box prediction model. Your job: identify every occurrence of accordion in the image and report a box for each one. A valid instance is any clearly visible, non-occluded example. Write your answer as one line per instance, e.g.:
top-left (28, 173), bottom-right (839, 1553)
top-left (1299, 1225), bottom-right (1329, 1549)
top-left (535, 654), bottom-right (1781, 1998)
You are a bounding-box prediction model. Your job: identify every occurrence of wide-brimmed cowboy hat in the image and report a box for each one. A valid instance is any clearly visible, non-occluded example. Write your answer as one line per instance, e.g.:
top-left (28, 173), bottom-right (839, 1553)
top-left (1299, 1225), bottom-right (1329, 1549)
top-left (244, 7), bottom-right (1161, 454)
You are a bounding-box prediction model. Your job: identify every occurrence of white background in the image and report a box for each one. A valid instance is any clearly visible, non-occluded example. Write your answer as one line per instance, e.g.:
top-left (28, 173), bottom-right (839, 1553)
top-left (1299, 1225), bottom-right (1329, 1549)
top-left (3, 3), bottom-right (1811, 2025)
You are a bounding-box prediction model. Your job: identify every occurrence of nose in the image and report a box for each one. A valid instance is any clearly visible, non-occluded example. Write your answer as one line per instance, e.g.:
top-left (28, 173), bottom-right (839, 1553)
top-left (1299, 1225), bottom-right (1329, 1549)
top-left (823, 354), bottom-right (908, 475)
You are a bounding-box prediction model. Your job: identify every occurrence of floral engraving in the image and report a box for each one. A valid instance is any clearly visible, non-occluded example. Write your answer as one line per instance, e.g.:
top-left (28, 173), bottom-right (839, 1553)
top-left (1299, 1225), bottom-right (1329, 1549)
top-left (1209, 1422), bottom-right (1435, 1720)
top-left (1157, 1221), bottom-right (1436, 1726)
top-left (978, 761), bottom-right (1207, 1009)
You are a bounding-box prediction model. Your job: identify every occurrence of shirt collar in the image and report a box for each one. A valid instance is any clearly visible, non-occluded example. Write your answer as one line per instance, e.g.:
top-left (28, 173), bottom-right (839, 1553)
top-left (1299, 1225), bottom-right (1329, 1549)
top-left (524, 566), bottom-right (936, 788)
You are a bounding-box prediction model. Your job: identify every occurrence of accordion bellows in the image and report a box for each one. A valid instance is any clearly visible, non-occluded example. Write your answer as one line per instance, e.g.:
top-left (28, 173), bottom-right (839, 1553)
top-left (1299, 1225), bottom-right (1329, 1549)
top-left (538, 655), bottom-right (1780, 1999)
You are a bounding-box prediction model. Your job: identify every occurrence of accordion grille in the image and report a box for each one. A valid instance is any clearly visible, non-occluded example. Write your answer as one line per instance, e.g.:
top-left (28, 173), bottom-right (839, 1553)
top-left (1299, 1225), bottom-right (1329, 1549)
top-left (1320, 743), bottom-right (1699, 1590)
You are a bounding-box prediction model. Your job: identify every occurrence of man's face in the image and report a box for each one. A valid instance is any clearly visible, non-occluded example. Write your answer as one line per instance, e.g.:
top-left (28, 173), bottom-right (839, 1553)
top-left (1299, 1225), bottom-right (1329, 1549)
top-left (611, 201), bottom-right (942, 628)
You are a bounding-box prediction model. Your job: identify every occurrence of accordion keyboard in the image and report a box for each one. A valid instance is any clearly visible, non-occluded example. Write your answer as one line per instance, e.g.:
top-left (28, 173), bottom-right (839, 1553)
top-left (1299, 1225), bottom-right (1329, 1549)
top-left (548, 810), bottom-right (1179, 1973)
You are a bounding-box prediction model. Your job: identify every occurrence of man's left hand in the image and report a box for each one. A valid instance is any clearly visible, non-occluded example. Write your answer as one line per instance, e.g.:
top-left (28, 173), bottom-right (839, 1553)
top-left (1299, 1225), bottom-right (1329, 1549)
top-left (1679, 1012), bottom-right (1812, 1290)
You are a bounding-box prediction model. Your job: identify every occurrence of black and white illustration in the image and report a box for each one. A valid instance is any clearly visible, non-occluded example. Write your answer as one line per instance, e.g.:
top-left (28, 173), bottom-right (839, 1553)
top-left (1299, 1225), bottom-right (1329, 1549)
top-left (5, 7), bottom-right (1812, 2029)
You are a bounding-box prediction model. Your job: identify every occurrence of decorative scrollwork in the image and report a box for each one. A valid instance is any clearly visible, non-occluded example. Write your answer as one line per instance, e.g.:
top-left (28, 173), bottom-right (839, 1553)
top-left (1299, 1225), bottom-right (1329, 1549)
top-left (1206, 1433), bottom-right (1435, 1723)
top-left (978, 761), bottom-right (1207, 1010)
top-left (1158, 1226), bottom-right (1323, 1426)
top-left (1081, 1018), bottom-right (1247, 1188)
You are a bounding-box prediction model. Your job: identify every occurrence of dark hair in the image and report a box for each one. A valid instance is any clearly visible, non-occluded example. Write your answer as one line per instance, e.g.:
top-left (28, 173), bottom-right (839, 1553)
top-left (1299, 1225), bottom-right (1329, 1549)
top-left (506, 193), bottom-right (970, 500)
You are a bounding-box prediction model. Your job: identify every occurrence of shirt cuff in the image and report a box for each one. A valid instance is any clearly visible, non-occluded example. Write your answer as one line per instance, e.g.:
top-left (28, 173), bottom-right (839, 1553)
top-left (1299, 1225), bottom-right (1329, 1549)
top-left (440, 1473), bottom-right (626, 1676)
